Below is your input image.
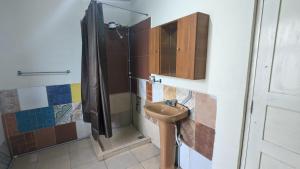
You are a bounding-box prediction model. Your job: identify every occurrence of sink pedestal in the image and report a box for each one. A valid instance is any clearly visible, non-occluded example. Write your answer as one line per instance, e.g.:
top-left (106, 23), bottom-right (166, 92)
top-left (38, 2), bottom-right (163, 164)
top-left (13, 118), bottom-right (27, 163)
top-left (159, 122), bottom-right (176, 169)
top-left (144, 102), bottom-right (189, 169)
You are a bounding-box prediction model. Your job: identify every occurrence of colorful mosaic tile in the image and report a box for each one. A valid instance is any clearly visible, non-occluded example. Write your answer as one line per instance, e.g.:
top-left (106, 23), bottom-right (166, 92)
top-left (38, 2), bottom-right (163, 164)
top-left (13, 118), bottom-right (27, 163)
top-left (2, 113), bottom-right (20, 137)
top-left (180, 119), bottom-right (195, 148)
top-left (195, 123), bottom-right (215, 160)
top-left (55, 122), bottom-right (77, 144)
top-left (16, 110), bottom-right (36, 132)
top-left (195, 93), bottom-right (217, 129)
top-left (71, 83), bottom-right (81, 103)
top-left (10, 132), bottom-right (36, 155)
top-left (17, 87), bottom-right (48, 111)
top-left (16, 107), bottom-right (55, 132)
top-left (163, 85), bottom-right (176, 100)
top-left (71, 103), bottom-right (83, 121)
top-left (36, 107), bottom-right (55, 129)
top-left (46, 84), bottom-right (72, 106)
top-left (0, 89), bottom-right (20, 114)
top-left (53, 104), bottom-right (73, 125)
top-left (35, 127), bottom-right (56, 149)
top-left (176, 88), bottom-right (196, 120)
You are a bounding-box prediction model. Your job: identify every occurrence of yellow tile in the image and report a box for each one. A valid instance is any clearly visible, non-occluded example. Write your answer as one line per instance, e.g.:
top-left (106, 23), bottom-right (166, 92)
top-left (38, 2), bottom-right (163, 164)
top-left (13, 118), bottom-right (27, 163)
top-left (71, 83), bottom-right (81, 103)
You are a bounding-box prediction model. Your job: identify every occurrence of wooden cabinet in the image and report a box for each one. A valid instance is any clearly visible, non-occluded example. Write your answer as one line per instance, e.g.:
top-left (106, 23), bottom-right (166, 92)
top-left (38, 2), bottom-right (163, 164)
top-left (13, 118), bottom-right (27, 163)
top-left (148, 12), bottom-right (209, 80)
top-left (148, 27), bottom-right (160, 74)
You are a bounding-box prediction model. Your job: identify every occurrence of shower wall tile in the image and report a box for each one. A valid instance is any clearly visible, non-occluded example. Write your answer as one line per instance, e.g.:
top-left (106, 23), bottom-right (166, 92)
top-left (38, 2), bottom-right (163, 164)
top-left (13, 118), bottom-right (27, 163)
top-left (163, 85), bottom-right (176, 100)
top-left (17, 87), bottom-right (48, 111)
top-left (34, 127), bottom-right (56, 149)
top-left (146, 81), bottom-right (152, 102)
top-left (53, 104), bottom-right (73, 125)
top-left (0, 89), bottom-right (20, 114)
top-left (110, 92), bottom-right (130, 114)
top-left (2, 113), bottom-right (20, 138)
top-left (152, 83), bottom-right (163, 102)
top-left (111, 111), bottom-right (131, 128)
top-left (195, 93), bottom-right (217, 129)
top-left (16, 107), bottom-right (55, 132)
top-left (10, 132), bottom-right (36, 155)
top-left (71, 83), bottom-right (81, 103)
top-left (46, 84), bottom-right (72, 106)
top-left (55, 122), bottom-right (77, 144)
top-left (180, 119), bottom-right (195, 148)
top-left (195, 123), bottom-right (215, 160)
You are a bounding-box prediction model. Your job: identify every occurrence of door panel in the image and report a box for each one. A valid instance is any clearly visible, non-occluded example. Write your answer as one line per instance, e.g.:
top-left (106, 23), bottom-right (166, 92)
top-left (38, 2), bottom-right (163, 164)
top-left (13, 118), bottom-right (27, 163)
top-left (260, 154), bottom-right (295, 169)
top-left (176, 14), bottom-right (197, 79)
top-left (269, 0), bottom-right (300, 96)
top-left (149, 27), bottom-right (160, 74)
top-left (245, 0), bottom-right (300, 168)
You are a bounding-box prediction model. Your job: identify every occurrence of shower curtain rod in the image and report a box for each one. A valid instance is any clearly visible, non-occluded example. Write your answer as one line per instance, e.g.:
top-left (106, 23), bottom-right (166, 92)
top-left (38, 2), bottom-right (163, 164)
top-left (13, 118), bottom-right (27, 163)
top-left (97, 1), bottom-right (149, 16)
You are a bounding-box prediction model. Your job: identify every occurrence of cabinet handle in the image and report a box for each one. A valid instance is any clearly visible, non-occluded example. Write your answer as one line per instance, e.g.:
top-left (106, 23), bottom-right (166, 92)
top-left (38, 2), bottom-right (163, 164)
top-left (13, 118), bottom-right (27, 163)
top-left (177, 48), bottom-right (180, 51)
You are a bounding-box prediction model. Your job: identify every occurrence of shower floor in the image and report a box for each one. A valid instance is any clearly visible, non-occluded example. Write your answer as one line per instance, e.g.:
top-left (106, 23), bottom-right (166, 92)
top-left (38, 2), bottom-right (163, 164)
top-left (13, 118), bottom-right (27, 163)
top-left (91, 125), bottom-right (151, 160)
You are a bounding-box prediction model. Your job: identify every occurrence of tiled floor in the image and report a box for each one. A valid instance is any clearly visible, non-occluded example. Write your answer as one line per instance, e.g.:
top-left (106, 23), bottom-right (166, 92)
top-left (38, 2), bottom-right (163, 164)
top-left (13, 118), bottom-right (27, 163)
top-left (99, 125), bottom-right (145, 151)
top-left (10, 138), bottom-right (160, 169)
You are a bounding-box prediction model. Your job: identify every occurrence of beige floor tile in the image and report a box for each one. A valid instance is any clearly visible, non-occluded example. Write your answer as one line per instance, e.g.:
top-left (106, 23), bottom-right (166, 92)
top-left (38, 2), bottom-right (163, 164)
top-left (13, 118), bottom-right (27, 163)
top-left (69, 139), bottom-right (91, 153)
top-left (126, 164), bottom-right (145, 169)
top-left (11, 153), bottom-right (38, 169)
top-left (70, 146), bottom-right (97, 168)
top-left (72, 159), bottom-right (107, 169)
top-left (141, 156), bottom-right (160, 169)
top-left (130, 144), bottom-right (160, 162)
top-left (105, 151), bottom-right (139, 169)
top-left (38, 143), bottom-right (70, 162)
top-left (36, 154), bottom-right (70, 169)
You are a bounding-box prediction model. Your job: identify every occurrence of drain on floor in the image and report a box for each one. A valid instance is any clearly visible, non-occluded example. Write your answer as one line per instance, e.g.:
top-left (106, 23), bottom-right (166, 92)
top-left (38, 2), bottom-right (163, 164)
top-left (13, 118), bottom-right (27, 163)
top-left (137, 136), bottom-right (145, 139)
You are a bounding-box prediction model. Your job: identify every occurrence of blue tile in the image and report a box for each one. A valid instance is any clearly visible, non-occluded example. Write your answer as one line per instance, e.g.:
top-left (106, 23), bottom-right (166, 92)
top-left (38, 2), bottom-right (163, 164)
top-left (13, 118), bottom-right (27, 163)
top-left (16, 110), bottom-right (37, 132)
top-left (46, 84), bottom-right (72, 106)
top-left (16, 107), bottom-right (55, 132)
top-left (36, 107), bottom-right (55, 129)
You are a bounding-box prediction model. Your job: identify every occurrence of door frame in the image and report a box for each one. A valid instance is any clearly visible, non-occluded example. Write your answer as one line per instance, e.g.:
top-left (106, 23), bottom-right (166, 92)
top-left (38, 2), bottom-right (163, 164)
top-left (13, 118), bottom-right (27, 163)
top-left (239, 0), bottom-right (265, 168)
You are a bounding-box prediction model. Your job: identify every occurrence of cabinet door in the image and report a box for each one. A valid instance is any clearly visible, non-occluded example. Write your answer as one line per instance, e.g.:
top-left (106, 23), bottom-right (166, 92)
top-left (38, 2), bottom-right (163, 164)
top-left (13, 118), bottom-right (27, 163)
top-left (176, 13), bottom-right (198, 79)
top-left (149, 27), bottom-right (160, 74)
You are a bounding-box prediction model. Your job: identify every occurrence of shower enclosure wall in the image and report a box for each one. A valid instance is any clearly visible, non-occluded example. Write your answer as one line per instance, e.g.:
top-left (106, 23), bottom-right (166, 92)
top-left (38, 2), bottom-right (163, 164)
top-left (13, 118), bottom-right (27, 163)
top-left (94, 18), bottom-right (151, 156)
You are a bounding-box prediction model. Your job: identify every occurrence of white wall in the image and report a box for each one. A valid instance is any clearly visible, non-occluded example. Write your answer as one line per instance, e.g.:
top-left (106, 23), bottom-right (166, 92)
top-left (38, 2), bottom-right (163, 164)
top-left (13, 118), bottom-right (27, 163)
top-left (0, 0), bottom-right (132, 91)
top-left (129, 0), bottom-right (256, 169)
top-left (0, 0), bottom-right (132, 160)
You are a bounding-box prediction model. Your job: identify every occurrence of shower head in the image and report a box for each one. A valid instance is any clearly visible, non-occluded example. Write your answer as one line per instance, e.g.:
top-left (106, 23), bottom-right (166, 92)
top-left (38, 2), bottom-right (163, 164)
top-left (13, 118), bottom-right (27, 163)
top-left (108, 21), bottom-right (124, 39)
top-left (108, 21), bottom-right (119, 30)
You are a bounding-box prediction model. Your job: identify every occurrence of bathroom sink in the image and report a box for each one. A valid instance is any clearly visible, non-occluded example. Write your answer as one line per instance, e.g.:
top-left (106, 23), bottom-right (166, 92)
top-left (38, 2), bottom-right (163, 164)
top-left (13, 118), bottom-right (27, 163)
top-left (144, 102), bottom-right (189, 123)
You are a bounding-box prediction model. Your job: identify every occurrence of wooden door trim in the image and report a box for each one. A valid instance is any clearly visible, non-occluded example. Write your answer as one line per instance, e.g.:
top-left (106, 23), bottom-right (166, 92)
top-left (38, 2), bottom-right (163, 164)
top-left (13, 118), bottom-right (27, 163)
top-left (239, 0), bottom-right (267, 168)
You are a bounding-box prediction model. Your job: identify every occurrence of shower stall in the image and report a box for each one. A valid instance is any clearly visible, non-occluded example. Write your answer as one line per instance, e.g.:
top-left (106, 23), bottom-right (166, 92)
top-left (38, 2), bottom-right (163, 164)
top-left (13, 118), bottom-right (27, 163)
top-left (81, 1), bottom-right (151, 159)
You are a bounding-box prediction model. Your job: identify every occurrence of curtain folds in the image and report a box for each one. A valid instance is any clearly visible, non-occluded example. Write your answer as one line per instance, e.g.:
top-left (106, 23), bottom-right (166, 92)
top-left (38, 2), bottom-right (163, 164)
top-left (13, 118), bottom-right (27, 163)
top-left (81, 1), bottom-right (112, 138)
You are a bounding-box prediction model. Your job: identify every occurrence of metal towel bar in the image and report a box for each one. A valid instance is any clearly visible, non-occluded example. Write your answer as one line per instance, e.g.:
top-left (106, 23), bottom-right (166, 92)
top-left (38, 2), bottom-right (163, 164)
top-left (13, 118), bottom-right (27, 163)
top-left (17, 70), bottom-right (71, 76)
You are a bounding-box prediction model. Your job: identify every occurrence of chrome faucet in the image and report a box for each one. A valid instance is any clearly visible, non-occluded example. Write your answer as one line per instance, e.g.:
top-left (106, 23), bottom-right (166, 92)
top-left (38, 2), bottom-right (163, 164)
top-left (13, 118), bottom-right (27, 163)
top-left (149, 75), bottom-right (162, 83)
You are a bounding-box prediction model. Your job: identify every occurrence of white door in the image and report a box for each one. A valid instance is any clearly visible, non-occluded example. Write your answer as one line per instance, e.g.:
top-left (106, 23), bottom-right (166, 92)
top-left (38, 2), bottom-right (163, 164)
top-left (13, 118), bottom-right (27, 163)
top-left (245, 0), bottom-right (300, 169)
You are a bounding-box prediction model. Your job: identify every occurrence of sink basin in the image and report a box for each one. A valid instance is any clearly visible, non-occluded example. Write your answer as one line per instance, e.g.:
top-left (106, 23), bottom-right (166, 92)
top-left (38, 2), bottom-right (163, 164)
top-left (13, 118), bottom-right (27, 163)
top-left (144, 102), bottom-right (189, 123)
top-left (144, 102), bottom-right (189, 169)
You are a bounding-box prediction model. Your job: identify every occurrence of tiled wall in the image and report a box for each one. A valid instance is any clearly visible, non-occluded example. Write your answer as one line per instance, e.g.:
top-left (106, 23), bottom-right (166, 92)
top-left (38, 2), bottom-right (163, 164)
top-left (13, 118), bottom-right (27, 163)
top-left (0, 84), bottom-right (91, 156)
top-left (133, 79), bottom-right (217, 169)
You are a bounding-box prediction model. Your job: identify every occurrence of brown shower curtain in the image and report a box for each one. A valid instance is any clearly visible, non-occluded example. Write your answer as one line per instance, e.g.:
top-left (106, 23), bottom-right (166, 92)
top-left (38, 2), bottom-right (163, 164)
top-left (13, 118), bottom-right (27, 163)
top-left (81, 1), bottom-right (112, 138)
